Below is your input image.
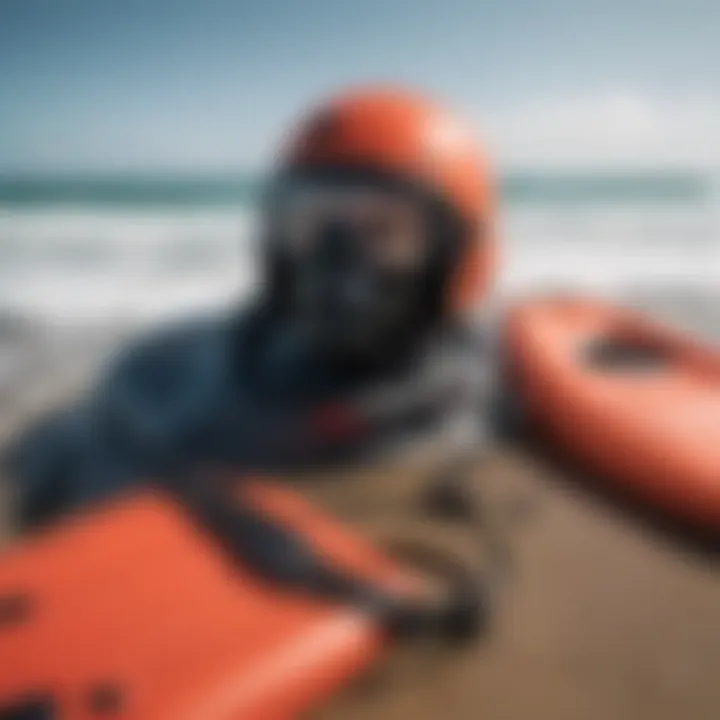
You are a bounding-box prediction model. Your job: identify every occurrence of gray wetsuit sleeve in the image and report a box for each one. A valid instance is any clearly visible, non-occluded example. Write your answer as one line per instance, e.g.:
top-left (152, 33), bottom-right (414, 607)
top-left (2, 320), bottom-right (224, 527)
top-left (3, 402), bottom-right (141, 528)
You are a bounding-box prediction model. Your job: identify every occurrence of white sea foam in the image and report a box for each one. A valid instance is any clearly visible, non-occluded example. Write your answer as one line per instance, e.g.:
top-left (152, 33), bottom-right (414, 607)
top-left (0, 199), bottom-right (718, 325)
top-left (501, 201), bottom-right (720, 295)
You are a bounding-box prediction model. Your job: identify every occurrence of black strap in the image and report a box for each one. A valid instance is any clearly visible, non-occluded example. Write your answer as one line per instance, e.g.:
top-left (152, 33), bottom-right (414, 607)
top-left (172, 457), bottom-right (509, 643)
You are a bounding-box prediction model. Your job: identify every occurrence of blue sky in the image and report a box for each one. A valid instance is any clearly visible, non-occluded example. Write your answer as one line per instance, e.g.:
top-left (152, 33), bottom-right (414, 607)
top-left (1, 0), bottom-right (718, 171)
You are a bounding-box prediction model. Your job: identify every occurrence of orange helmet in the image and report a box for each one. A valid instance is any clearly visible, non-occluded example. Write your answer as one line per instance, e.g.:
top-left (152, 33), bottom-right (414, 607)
top-left (276, 87), bottom-right (497, 316)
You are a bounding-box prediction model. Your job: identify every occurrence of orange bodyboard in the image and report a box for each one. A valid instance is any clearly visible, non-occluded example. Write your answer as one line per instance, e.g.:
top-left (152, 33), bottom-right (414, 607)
top-left (506, 295), bottom-right (720, 530)
top-left (0, 482), bottom-right (409, 719)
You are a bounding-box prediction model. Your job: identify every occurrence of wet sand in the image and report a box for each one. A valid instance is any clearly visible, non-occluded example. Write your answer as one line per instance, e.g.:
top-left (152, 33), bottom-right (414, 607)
top-left (0, 293), bottom-right (718, 720)
top-left (307, 448), bottom-right (720, 720)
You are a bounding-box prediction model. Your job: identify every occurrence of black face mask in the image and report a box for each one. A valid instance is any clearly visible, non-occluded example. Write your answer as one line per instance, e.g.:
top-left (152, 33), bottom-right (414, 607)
top-left (291, 220), bottom-right (427, 365)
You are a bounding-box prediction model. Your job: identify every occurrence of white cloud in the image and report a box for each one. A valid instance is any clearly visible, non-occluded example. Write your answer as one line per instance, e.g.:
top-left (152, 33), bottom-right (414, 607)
top-left (479, 91), bottom-right (720, 169)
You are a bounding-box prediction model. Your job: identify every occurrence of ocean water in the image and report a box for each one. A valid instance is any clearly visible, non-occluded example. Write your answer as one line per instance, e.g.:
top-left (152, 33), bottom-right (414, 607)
top-left (0, 173), bottom-right (717, 324)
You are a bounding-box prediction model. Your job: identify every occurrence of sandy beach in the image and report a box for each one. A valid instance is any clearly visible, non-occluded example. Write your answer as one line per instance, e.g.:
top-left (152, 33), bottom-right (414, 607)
top-left (0, 290), bottom-right (718, 720)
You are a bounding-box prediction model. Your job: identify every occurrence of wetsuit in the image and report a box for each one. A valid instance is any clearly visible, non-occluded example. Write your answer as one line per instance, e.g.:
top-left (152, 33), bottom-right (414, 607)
top-left (4, 303), bottom-right (499, 529)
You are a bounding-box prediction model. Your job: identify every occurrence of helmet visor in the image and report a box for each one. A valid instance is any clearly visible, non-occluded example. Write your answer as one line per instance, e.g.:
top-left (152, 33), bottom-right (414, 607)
top-left (265, 180), bottom-right (431, 272)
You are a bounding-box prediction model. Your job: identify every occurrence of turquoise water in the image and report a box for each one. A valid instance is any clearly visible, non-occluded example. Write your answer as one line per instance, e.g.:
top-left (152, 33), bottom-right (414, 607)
top-left (0, 172), bottom-right (710, 207)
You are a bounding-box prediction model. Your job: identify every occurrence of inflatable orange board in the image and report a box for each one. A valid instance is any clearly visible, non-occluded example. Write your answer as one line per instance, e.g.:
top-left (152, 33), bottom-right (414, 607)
top-left (506, 296), bottom-right (720, 530)
top-left (0, 483), bottom-right (409, 719)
